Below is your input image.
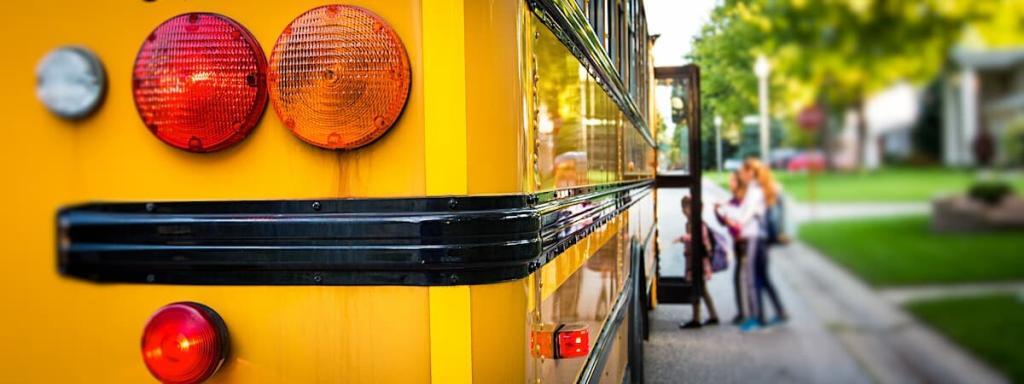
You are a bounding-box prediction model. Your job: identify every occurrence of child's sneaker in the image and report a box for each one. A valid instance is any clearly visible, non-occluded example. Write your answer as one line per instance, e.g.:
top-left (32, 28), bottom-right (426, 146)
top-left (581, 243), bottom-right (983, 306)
top-left (739, 318), bottom-right (760, 333)
top-left (679, 320), bottom-right (702, 329)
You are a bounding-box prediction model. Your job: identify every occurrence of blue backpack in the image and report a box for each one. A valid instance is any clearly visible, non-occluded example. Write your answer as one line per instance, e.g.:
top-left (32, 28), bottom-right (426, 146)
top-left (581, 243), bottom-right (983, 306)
top-left (708, 227), bottom-right (729, 273)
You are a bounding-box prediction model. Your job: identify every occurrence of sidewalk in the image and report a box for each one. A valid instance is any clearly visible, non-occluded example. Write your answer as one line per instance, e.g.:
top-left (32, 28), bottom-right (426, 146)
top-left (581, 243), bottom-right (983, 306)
top-left (878, 280), bottom-right (1024, 305)
top-left (774, 242), bottom-right (1007, 384)
top-left (791, 202), bottom-right (930, 223)
top-left (643, 182), bottom-right (1008, 384)
top-left (646, 184), bottom-right (869, 383)
top-left (644, 239), bottom-right (870, 383)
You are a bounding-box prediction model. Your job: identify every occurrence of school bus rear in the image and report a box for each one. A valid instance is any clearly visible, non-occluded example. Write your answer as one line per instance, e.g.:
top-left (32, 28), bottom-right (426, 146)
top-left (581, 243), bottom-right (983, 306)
top-left (0, 0), bottom-right (656, 383)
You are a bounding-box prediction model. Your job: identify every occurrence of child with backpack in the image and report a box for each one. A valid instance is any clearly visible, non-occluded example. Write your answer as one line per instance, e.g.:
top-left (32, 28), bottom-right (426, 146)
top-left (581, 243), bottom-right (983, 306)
top-left (677, 195), bottom-right (721, 329)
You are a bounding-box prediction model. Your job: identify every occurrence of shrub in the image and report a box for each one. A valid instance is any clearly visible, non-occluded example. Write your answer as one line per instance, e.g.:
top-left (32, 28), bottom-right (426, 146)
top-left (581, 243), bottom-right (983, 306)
top-left (1001, 118), bottom-right (1024, 167)
top-left (968, 180), bottom-right (1014, 205)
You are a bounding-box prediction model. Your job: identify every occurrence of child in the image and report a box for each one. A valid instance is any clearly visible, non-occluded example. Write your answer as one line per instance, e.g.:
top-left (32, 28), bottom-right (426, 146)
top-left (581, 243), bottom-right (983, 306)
top-left (677, 195), bottom-right (719, 329)
top-left (715, 172), bottom-right (762, 331)
top-left (743, 158), bottom-right (789, 325)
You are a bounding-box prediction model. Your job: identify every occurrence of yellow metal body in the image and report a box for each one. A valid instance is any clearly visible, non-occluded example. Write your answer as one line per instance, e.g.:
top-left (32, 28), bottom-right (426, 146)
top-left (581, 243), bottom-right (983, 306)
top-left (0, 0), bottom-right (653, 382)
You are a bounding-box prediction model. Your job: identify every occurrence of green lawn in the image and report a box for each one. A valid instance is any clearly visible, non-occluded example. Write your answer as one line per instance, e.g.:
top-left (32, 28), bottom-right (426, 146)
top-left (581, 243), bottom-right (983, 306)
top-left (707, 168), bottom-right (1024, 203)
top-left (907, 294), bottom-right (1024, 383)
top-left (799, 215), bottom-right (1024, 286)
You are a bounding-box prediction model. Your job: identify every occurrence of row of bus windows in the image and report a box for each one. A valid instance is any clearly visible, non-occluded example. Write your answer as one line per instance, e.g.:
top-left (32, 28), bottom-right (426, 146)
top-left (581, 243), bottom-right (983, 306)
top-left (580, 0), bottom-right (649, 119)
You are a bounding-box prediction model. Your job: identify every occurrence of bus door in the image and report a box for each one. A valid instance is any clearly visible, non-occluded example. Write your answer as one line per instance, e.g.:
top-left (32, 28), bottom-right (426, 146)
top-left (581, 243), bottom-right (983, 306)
top-left (652, 64), bottom-right (704, 305)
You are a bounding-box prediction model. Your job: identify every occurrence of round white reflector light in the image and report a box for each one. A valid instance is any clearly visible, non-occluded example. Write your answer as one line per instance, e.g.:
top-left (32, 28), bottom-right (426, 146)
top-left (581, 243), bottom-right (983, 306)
top-left (36, 46), bottom-right (106, 119)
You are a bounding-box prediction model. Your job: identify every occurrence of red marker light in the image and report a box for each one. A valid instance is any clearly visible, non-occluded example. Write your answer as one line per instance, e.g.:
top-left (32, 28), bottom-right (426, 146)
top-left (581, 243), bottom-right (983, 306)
top-left (141, 302), bottom-right (229, 384)
top-left (530, 324), bottom-right (590, 359)
top-left (132, 13), bottom-right (268, 152)
top-left (555, 324), bottom-right (590, 359)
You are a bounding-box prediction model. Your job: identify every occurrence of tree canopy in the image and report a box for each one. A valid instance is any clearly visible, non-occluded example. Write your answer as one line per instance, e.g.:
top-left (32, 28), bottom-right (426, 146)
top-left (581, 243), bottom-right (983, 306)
top-left (688, 0), bottom-right (1017, 154)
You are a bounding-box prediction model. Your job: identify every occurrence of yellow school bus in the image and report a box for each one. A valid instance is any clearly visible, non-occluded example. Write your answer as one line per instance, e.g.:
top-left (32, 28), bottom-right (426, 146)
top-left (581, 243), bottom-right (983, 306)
top-left (0, 0), bottom-right (707, 382)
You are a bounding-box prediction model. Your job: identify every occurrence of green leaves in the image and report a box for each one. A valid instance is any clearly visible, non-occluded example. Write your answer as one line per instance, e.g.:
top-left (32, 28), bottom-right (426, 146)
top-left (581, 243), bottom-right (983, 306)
top-left (690, 0), bottom-right (996, 142)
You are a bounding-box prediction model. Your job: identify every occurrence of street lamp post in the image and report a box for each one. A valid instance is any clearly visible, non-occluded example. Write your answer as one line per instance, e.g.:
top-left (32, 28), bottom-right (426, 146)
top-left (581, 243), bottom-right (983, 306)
top-left (755, 55), bottom-right (771, 163)
top-left (714, 116), bottom-right (722, 172)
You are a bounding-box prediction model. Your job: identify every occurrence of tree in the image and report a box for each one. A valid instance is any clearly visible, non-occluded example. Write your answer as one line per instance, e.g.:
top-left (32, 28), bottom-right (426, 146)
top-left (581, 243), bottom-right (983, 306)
top-left (691, 0), bottom-right (991, 169)
top-left (689, 5), bottom-right (761, 148)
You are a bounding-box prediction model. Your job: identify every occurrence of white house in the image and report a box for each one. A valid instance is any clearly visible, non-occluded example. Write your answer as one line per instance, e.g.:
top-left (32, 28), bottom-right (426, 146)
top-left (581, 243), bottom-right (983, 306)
top-left (942, 48), bottom-right (1024, 167)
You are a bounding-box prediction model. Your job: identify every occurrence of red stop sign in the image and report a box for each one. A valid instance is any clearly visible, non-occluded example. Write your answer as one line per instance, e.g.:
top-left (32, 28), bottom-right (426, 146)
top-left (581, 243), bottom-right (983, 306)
top-left (798, 104), bottom-right (826, 132)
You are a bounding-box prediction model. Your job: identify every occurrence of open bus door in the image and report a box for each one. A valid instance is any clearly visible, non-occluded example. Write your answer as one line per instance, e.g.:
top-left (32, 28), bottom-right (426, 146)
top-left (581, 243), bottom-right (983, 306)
top-left (652, 64), bottom-right (705, 306)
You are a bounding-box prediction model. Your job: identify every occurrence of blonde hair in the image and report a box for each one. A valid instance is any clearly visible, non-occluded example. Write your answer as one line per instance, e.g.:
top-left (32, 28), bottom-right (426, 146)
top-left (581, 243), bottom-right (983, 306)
top-left (730, 171), bottom-right (748, 201)
top-left (743, 158), bottom-right (777, 206)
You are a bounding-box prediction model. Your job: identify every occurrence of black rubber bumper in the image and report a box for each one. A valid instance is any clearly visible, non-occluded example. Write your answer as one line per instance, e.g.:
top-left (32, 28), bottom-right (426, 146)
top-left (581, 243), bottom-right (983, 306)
top-left (58, 181), bottom-right (652, 286)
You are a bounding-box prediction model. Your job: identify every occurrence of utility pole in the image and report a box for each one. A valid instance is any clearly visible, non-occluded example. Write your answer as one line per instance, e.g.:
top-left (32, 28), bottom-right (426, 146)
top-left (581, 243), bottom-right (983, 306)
top-left (714, 116), bottom-right (722, 171)
top-left (755, 55), bottom-right (771, 162)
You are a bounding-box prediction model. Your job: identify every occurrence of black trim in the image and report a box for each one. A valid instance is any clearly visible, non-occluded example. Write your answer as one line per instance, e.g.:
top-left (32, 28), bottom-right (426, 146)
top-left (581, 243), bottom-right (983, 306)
top-left (653, 64), bottom-right (705, 305)
top-left (58, 181), bottom-right (653, 286)
top-left (654, 173), bottom-right (698, 189)
top-left (627, 239), bottom-right (645, 383)
top-left (577, 271), bottom-right (632, 384)
top-left (527, 0), bottom-right (655, 148)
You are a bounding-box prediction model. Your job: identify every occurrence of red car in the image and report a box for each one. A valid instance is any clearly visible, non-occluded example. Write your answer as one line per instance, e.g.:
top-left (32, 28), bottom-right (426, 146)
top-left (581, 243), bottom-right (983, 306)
top-left (787, 152), bottom-right (826, 171)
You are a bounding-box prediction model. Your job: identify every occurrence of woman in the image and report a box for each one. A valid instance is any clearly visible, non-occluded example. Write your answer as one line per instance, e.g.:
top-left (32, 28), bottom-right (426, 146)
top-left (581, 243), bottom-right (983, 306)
top-left (714, 171), bottom-right (762, 331)
top-left (744, 158), bottom-right (789, 325)
top-left (677, 195), bottom-right (719, 329)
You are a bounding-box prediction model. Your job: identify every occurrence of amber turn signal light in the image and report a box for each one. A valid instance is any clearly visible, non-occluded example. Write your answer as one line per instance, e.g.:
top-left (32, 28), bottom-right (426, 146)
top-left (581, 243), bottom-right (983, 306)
top-left (268, 5), bottom-right (411, 150)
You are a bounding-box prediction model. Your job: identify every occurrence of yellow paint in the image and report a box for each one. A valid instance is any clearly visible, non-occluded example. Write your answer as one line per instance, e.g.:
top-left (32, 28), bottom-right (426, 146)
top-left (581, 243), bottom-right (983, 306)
top-left (650, 271), bottom-right (659, 308)
top-left (522, 6), bottom-right (540, 194)
top-left (464, 0), bottom-right (529, 195)
top-left (0, 1), bottom-right (429, 382)
top-left (0, 1), bottom-right (656, 383)
top-left (428, 286), bottom-right (473, 384)
top-left (1, 0), bottom-right (427, 202)
top-left (423, 0), bottom-right (468, 195)
top-left (0, 282), bottom-right (431, 383)
top-left (539, 214), bottom-right (626, 303)
top-left (470, 280), bottom-right (529, 382)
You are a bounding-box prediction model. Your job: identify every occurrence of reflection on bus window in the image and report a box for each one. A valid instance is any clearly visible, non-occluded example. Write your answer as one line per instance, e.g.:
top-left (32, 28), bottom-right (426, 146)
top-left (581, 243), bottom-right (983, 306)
top-left (533, 17), bottom-right (654, 191)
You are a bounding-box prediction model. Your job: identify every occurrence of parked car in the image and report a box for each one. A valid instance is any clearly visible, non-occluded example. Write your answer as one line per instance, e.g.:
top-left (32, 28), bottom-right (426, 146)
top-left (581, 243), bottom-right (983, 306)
top-left (769, 148), bottom-right (798, 169)
top-left (787, 151), bottom-right (826, 171)
top-left (724, 158), bottom-right (743, 171)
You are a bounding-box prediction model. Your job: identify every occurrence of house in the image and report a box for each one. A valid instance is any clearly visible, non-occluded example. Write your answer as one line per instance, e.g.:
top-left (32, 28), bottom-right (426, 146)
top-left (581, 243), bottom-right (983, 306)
top-left (942, 48), bottom-right (1024, 167)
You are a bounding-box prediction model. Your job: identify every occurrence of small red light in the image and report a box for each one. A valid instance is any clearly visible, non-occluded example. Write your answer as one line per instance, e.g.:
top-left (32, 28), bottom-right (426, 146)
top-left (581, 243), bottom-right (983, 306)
top-left (556, 325), bottom-right (590, 359)
top-left (531, 324), bottom-right (590, 360)
top-left (141, 302), bottom-right (229, 384)
top-left (132, 13), bottom-right (268, 152)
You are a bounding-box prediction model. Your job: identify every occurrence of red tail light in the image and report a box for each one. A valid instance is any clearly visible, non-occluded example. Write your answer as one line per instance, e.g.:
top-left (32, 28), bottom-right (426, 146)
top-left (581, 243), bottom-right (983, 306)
top-left (530, 323), bottom-right (590, 359)
top-left (268, 5), bottom-right (411, 150)
top-left (141, 302), bottom-right (229, 384)
top-left (132, 13), bottom-right (268, 152)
